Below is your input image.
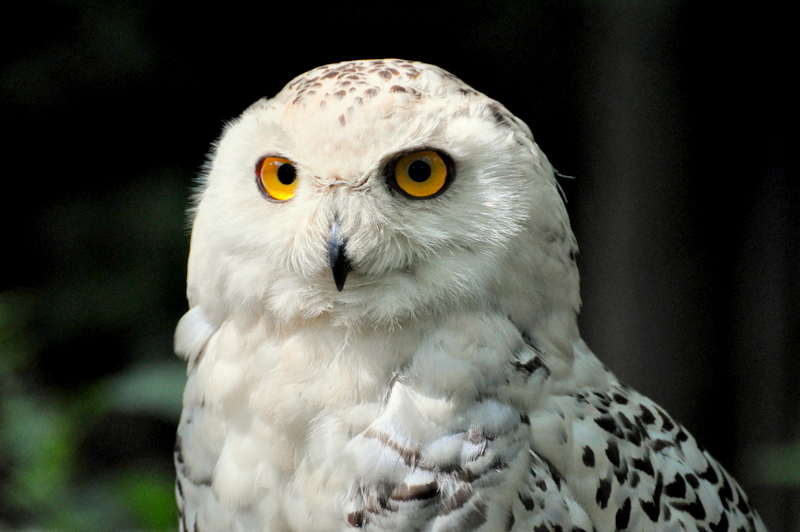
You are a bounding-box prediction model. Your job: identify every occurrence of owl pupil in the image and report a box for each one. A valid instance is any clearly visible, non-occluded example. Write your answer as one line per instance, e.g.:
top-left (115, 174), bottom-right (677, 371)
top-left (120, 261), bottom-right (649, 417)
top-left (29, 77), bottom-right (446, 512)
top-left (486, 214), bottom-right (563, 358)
top-left (408, 160), bottom-right (431, 182)
top-left (277, 164), bottom-right (296, 185)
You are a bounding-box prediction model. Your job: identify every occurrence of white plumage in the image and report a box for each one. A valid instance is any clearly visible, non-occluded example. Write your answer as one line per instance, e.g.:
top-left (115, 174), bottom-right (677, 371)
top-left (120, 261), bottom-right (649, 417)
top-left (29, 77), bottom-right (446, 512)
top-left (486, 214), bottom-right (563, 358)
top-left (174, 59), bottom-right (765, 531)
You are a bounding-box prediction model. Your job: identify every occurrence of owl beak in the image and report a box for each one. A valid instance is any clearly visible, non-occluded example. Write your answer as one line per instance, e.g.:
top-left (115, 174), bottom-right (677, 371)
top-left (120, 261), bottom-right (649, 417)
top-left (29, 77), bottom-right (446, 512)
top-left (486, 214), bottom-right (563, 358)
top-left (328, 217), bottom-right (351, 292)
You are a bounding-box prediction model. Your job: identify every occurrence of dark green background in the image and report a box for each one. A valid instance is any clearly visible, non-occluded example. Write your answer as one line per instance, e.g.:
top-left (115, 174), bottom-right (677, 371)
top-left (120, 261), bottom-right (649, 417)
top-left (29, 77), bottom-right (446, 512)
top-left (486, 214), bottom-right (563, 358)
top-left (1, 1), bottom-right (797, 530)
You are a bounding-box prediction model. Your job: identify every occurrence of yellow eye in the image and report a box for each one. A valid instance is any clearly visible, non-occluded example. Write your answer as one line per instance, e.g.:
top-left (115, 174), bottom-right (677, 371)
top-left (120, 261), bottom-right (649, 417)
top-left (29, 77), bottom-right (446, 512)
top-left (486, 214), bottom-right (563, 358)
top-left (392, 150), bottom-right (452, 199)
top-left (256, 156), bottom-right (297, 201)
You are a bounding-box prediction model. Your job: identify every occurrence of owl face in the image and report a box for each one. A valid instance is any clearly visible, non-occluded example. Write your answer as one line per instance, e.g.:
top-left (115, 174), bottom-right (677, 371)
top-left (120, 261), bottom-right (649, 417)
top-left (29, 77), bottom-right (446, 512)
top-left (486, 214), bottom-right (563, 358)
top-left (188, 60), bottom-right (578, 329)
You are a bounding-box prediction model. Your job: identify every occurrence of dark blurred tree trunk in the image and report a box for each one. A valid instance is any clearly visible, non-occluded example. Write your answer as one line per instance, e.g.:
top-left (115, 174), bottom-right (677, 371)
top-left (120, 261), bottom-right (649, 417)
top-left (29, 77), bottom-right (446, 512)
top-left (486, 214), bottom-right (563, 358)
top-left (572, 2), bottom-right (798, 529)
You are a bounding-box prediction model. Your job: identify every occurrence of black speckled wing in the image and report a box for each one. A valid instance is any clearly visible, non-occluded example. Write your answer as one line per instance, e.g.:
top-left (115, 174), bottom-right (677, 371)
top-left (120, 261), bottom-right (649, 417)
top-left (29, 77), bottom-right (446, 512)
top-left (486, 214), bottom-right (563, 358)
top-left (530, 380), bottom-right (766, 531)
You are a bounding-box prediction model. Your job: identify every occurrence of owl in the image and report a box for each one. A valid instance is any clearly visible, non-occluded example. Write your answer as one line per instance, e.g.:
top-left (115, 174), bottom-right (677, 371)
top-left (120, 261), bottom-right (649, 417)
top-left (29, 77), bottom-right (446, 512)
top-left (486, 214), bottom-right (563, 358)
top-left (174, 59), bottom-right (766, 531)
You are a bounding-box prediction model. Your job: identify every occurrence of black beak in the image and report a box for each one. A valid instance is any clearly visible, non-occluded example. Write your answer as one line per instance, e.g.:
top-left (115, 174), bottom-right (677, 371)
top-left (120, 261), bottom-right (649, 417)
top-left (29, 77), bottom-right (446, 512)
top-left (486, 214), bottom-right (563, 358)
top-left (328, 218), bottom-right (351, 292)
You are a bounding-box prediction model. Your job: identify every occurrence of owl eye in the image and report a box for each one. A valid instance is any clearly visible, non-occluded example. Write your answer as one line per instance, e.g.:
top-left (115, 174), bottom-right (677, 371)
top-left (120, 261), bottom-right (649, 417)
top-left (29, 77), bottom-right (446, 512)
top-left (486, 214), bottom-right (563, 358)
top-left (256, 156), bottom-right (298, 201)
top-left (390, 150), bottom-right (453, 199)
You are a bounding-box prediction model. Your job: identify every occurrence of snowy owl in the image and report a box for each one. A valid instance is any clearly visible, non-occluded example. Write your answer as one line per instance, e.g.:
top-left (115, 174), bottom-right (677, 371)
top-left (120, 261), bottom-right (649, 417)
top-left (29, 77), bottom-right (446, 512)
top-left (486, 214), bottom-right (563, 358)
top-left (174, 59), bottom-right (765, 531)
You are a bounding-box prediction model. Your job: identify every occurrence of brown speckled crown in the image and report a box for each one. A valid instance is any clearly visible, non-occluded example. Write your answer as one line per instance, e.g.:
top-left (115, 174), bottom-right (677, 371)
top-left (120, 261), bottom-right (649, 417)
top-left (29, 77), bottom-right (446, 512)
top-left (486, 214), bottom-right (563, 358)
top-left (281, 59), bottom-right (479, 108)
top-left (265, 59), bottom-right (519, 130)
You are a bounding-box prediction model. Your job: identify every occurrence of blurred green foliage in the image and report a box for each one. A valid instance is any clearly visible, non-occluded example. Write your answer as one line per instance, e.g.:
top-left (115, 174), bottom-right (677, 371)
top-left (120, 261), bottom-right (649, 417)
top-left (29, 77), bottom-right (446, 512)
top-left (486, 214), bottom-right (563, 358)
top-left (753, 439), bottom-right (800, 486)
top-left (0, 174), bottom-right (190, 531)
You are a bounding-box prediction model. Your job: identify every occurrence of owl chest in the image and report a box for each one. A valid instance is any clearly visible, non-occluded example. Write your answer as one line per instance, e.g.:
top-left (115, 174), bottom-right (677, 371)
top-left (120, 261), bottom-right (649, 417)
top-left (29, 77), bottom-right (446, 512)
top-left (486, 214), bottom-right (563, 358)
top-left (190, 323), bottom-right (409, 515)
top-left (184, 313), bottom-right (543, 530)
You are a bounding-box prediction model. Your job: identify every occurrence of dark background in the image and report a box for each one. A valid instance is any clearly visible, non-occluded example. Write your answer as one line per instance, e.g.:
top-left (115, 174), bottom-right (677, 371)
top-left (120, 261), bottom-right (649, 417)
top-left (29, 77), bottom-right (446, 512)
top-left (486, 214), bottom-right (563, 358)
top-left (1, 1), bottom-right (797, 530)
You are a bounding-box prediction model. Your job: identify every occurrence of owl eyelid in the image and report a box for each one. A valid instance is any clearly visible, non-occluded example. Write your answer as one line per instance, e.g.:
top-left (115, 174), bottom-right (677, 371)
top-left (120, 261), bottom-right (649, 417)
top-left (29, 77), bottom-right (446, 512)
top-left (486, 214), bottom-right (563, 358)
top-left (255, 154), bottom-right (296, 173)
top-left (385, 148), bottom-right (455, 200)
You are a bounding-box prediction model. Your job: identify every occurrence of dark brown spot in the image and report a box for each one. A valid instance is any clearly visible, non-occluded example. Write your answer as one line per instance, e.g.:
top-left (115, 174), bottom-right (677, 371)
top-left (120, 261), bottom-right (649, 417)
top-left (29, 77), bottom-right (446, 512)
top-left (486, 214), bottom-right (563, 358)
top-left (652, 439), bottom-right (673, 453)
top-left (347, 511), bottom-right (364, 527)
top-left (362, 428), bottom-right (419, 466)
top-left (518, 492), bottom-right (534, 511)
top-left (657, 408), bottom-right (675, 431)
top-left (615, 498), bottom-right (632, 529)
top-left (174, 436), bottom-right (184, 465)
top-left (458, 468), bottom-right (480, 483)
top-left (639, 405), bottom-right (656, 425)
top-left (632, 456), bottom-right (655, 477)
top-left (671, 497), bottom-right (706, 520)
top-left (569, 248), bottom-right (578, 262)
top-left (505, 510), bottom-right (515, 531)
top-left (718, 475), bottom-right (734, 508)
top-left (612, 393), bottom-right (629, 405)
top-left (594, 415), bottom-right (624, 438)
top-left (613, 457), bottom-right (629, 483)
top-left (699, 463), bottom-right (719, 484)
top-left (582, 446), bottom-right (595, 467)
top-left (546, 460), bottom-right (563, 490)
top-left (665, 473), bottom-right (686, 498)
top-left (736, 486), bottom-right (751, 513)
top-left (390, 481), bottom-right (438, 501)
top-left (640, 472), bottom-right (663, 521)
top-left (709, 513), bottom-right (729, 532)
top-left (596, 477), bottom-right (612, 509)
top-left (487, 103), bottom-right (509, 126)
top-left (512, 355), bottom-right (549, 375)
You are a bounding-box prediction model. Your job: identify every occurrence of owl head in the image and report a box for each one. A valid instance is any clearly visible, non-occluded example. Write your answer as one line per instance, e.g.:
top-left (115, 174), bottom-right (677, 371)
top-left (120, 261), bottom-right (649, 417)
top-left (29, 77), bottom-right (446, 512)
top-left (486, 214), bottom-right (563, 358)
top-left (187, 59), bottom-right (579, 344)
